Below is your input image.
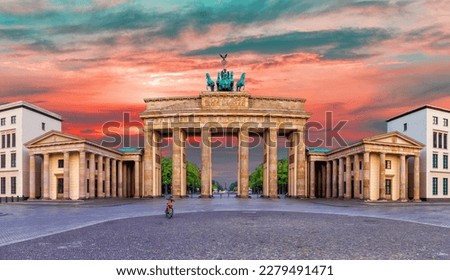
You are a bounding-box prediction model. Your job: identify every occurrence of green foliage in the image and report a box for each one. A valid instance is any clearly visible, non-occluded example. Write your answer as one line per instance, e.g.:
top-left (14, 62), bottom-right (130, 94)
top-left (161, 157), bottom-right (201, 190)
top-left (228, 181), bottom-right (238, 191)
top-left (248, 158), bottom-right (289, 191)
top-left (161, 157), bottom-right (172, 186)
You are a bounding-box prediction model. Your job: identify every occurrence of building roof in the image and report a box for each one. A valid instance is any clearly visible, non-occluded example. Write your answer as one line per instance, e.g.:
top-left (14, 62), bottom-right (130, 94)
top-left (386, 105), bottom-right (450, 122)
top-left (0, 100), bottom-right (62, 121)
top-left (306, 147), bottom-right (332, 153)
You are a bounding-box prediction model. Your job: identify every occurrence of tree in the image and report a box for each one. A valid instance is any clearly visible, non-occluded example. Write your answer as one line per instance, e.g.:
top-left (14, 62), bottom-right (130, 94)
top-left (248, 158), bottom-right (288, 192)
top-left (228, 181), bottom-right (237, 192)
top-left (161, 157), bottom-right (201, 192)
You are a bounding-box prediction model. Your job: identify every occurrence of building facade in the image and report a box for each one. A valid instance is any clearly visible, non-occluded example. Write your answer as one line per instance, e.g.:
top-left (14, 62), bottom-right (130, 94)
top-left (0, 101), bottom-right (62, 199)
top-left (387, 105), bottom-right (450, 200)
top-left (26, 131), bottom-right (141, 200)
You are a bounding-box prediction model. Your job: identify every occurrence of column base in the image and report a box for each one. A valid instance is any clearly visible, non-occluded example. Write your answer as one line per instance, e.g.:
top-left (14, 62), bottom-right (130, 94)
top-left (413, 199), bottom-right (421, 202)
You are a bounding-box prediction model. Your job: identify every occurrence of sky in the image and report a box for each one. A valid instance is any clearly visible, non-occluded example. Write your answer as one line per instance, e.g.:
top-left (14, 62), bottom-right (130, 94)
top-left (1, 0), bottom-right (450, 184)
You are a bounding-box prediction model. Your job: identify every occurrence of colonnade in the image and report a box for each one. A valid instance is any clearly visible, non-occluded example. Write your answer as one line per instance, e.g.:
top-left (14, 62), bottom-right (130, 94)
top-left (28, 151), bottom-right (140, 200)
top-left (309, 152), bottom-right (420, 201)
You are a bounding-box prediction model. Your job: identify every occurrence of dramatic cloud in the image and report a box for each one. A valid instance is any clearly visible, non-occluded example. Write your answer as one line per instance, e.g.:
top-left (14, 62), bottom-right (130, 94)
top-left (0, 0), bottom-right (449, 183)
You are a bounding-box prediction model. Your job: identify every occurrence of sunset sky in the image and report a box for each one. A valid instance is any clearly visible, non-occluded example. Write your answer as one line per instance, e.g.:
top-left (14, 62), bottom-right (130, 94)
top-left (1, 0), bottom-right (449, 184)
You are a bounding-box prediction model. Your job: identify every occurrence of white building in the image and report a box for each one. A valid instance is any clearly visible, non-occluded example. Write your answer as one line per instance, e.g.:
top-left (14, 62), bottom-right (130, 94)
top-left (0, 101), bottom-right (62, 199)
top-left (387, 105), bottom-right (449, 200)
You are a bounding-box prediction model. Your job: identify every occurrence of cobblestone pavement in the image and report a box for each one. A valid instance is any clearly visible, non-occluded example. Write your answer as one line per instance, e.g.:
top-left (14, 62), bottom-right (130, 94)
top-left (0, 196), bottom-right (450, 259)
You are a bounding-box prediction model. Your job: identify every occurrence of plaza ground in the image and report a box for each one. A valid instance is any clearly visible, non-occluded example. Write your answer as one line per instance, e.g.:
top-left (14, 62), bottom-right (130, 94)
top-left (0, 197), bottom-right (449, 259)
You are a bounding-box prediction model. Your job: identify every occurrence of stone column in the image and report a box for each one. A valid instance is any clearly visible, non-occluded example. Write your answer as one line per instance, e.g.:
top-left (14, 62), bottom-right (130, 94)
top-left (79, 151), bottom-right (86, 199)
top-left (201, 127), bottom-right (211, 198)
top-left (309, 160), bottom-right (316, 199)
top-left (399, 154), bottom-right (407, 201)
top-left (123, 163), bottom-right (128, 197)
top-left (111, 159), bottom-right (117, 198)
top-left (338, 157), bottom-right (344, 198)
top-left (332, 159), bottom-right (338, 198)
top-left (413, 155), bottom-right (420, 201)
top-left (29, 154), bottom-right (36, 199)
top-left (89, 153), bottom-right (96, 198)
top-left (296, 130), bottom-right (306, 198)
top-left (43, 153), bottom-right (49, 199)
top-left (238, 127), bottom-right (249, 198)
top-left (345, 156), bottom-right (352, 199)
top-left (134, 160), bottom-right (140, 198)
top-left (268, 128), bottom-right (278, 198)
top-left (97, 155), bottom-right (104, 198)
top-left (354, 154), bottom-right (360, 199)
top-left (143, 128), bottom-right (154, 197)
top-left (326, 161), bottom-right (331, 198)
top-left (118, 160), bottom-right (123, 198)
top-left (63, 152), bottom-right (70, 199)
top-left (363, 152), bottom-right (370, 200)
top-left (105, 158), bottom-right (111, 197)
top-left (379, 153), bottom-right (386, 200)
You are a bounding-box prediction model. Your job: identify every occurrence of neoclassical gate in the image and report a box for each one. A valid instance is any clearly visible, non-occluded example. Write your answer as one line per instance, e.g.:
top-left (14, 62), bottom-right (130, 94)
top-left (140, 91), bottom-right (310, 198)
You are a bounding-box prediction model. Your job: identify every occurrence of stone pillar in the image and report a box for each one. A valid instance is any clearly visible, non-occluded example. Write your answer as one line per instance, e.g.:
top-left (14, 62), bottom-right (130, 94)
top-left (63, 152), bottom-right (70, 199)
top-left (379, 153), bottom-right (386, 200)
top-left (413, 155), bottom-right (420, 201)
top-left (89, 153), bottom-right (95, 198)
top-left (268, 128), bottom-right (278, 198)
top-left (111, 159), bottom-right (117, 198)
top-left (118, 160), bottom-right (123, 198)
top-left (363, 152), bottom-right (370, 200)
top-left (105, 158), bottom-right (111, 198)
top-left (97, 155), bottom-right (104, 198)
top-left (123, 163), bottom-right (128, 197)
top-left (29, 154), bottom-right (36, 199)
top-left (134, 160), bottom-right (140, 198)
top-left (79, 151), bottom-right (86, 199)
top-left (354, 154), bottom-right (360, 199)
top-left (345, 156), bottom-right (351, 199)
top-left (43, 153), bottom-right (49, 199)
top-left (238, 127), bottom-right (249, 198)
top-left (326, 161), bottom-right (331, 198)
top-left (309, 160), bottom-right (316, 198)
top-left (144, 128), bottom-right (154, 197)
top-left (201, 127), bottom-right (211, 198)
top-left (332, 159), bottom-right (338, 198)
top-left (296, 130), bottom-right (306, 198)
top-left (338, 157), bottom-right (344, 198)
top-left (399, 155), bottom-right (407, 201)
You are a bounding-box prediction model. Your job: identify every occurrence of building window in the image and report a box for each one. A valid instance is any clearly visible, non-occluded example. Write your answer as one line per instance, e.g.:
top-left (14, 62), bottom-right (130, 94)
top-left (11, 177), bottom-right (16, 194)
top-left (433, 132), bottom-right (437, 148)
top-left (444, 155), bottom-right (449, 169)
top-left (444, 118), bottom-right (449, 127)
top-left (58, 159), bottom-right (64, 168)
top-left (444, 178), bottom-right (448, 196)
top-left (11, 133), bottom-right (15, 148)
top-left (11, 116), bottom-right (16, 124)
top-left (432, 154), bottom-right (438, 168)
top-left (403, 123), bottom-right (407, 131)
top-left (444, 134), bottom-right (448, 150)
top-left (385, 179), bottom-right (392, 195)
top-left (359, 161), bottom-right (362, 169)
top-left (438, 133), bottom-right (443, 149)
top-left (42, 122), bottom-right (46, 131)
top-left (6, 134), bottom-right (10, 148)
top-left (11, 153), bottom-right (16, 168)
top-left (385, 160), bottom-right (392, 169)
top-left (1, 135), bottom-right (4, 149)
top-left (0, 118), bottom-right (5, 126)
top-left (57, 178), bottom-right (64, 194)
top-left (432, 177), bottom-right (438, 195)
top-left (87, 160), bottom-right (90, 168)
top-left (344, 164), bottom-right (346, 172)
top-left (0, 177), bottom-right (5, 194)
top-left (433, 116), bottom-right (438, 125)
top-left (0, 154), bottom-right (5, 168)
top-left (351, 163), bottom-right (354, 171)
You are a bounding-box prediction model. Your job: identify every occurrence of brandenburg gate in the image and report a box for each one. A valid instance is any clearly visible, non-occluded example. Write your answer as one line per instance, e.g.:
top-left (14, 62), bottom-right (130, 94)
top-left (140, 91), bottom-right (311, 199)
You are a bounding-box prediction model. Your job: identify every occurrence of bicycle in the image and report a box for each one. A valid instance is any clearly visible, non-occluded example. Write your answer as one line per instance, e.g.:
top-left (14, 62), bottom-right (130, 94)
top-left (165, 198), bottom-right (174, 219)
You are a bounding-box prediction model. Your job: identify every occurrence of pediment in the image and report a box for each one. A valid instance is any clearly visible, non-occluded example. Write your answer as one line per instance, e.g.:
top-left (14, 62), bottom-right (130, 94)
top-left (363, 132), bottom-right (424, 147)
top-left (25, 131), bottom-right (83, 147)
